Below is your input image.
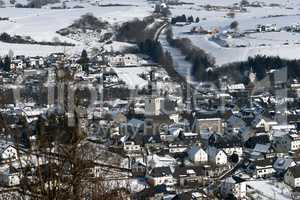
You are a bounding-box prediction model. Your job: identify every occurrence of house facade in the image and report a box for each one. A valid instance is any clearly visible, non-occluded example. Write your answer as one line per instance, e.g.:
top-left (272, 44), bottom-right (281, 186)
top-left (284, 166), bottom-right (300, 188)
top-left (0, 168), bottom-right (20, 187)
top-left (147, 166), bottom-right (175, 186)
top-left (274, 133), bottom-right (300, 152)
top-left (188, 146), bottom-right (208, 163)
top-left (0, 144), bottom-right (18, 161)
top-left (207, 147), bottom-right (227, 165)
top-left (221, 177), bottom-right (246, 199)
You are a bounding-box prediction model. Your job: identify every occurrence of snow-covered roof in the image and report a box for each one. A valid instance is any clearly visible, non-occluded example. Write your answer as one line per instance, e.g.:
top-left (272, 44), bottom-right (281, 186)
top-left (128, 118), bottom-right (144, 127)
top-left (273, 157), bottom-right (295, 171)
top-left (227, 115), bottom-right (246, 127)
top-left (289, 133), bottom-right (300, 141)
top-left (147, 154), bottom-right (176, 169)
top-left (227, 83), bottom-right (245, 90)
top-left (206, 146), bottom-right (224, 158)
top-left (168, 127), bottom-right (182, 137)
top-left (253, 143), bottom-right (271, 153)
top-left (0, 141), bottom-right (16, 153)
top-left (246, 180), bottom-right (292, 200)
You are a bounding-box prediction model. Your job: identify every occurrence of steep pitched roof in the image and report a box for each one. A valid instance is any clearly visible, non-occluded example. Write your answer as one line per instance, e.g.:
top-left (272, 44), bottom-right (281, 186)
top-left (149, 166), bottom-right (172, 177)
top-left (254, 158), bottom-right (274, 168)
top-left (173, 166), bottom-right (205, 178)
top-left (188, 146), bottom-right (206, 157)
top-left (213, 135), bottom-right (243, 149)
top-left (273, 157), bottom-right (295, 171)
top-left (288, 165), bottom-right (300, 178)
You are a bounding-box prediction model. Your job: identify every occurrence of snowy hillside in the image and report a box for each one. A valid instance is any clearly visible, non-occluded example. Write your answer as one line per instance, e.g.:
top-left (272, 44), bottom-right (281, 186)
top-left (167, 0), bottom-right (300, 66)
top-left (0, 0), bottom-right (153, 56)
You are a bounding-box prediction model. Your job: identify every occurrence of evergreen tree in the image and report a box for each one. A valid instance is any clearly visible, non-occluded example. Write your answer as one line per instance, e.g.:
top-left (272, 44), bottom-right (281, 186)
top-left (181, 14), bottom-right (187, 22)
top-left (171, 17), bottom-right (176, 24)
top-left (3, 56), bottom-right (11, 72)
top-left (195, 17), bottom-right (200, 23)
top-left (225, 194), bottom-right (238, 200)
top-left (0, 58), bottom-right (3, 70)
top-left (153, 42), bottom-right (163, 63)
top-left (230, 21), bottom-right (239, 30)
top-left (188, 16), bottom-right (194, 23)
top-left (78, 49), bottom-right (89, 73)
top-left (192, 57), bottom-right (206, 81)
top-left (229, 152), bottom-right (239, 163)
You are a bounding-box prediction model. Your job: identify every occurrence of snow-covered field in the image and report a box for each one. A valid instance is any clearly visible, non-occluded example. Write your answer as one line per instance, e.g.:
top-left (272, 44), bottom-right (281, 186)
top-left (170, 32), bottom-right (300, 66)
top-left (112, 66), bottom-right (151, 89)
top-left (225, 32), bottom-right (300, 47)
top-left (246, 180), bottom-right (292, 200)
top-left (0, 0), bottom-right (153, 56)
top-left (0, 41), bottom-right (79, 56)
top-left (168, 0), bottom-right (300, 66)
top-left (2, 0), bottom-right (300, 64)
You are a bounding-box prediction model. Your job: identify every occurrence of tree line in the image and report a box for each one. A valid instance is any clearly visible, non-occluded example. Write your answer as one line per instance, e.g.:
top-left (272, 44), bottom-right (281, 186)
top-left (138, 39), bottom-right (182, 82)
top-left (0, 32), bottom-right (75, 46)
top-left (216, 55), bottom-right (300, 84)
top-left (165, 28), bottom-right (216, 82)
top-left (171, 14), bottom-right (200, 24)
top-left (115, 15), bottom-right (164, 43)
top-left (165, 26), bottom-right (300, 85)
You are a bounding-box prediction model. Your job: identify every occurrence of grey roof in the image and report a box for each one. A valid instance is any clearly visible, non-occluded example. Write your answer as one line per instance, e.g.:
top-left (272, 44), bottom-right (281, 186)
top-left (254, 158), bottom-right (274, 167)
top-left (273, 157), bottom-right (294, 171)
top-left (289, 165), bottom-right (300, 178)
top-left (173, 166), bottom-right (205, 178)
top-left (149, 166), bottom-right (172, 177)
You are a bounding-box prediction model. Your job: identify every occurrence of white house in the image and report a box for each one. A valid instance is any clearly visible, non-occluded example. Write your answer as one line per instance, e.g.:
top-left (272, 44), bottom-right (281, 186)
top-left (221, 177), bottom-right (246, 199)
top-left (222, 146), bottom-right (243, 157)
top-left (168, 142), bottom-right (189, 154)
top-left (188, 146), bottom-right (208, 163)
top-left (10, 59), bottom-right (24, 71)
top-left (123, 141), bottom-right (141, 152)
top-left (147, 166), bottom-right (175, 186)
top-left (29, 57), bottom-right (44, 67)
top-left (207, 147), bottom-right (227, 165)
top-left (169, 113), bottom-right (179, 123)
top-left (0, 167), bottom-right (20, 186)
top-left (227, 83), bottom-right (245, 92)
top-left (273, 133), bottom-right (300, 152)
top-left (105, 54), bottom-right (139, 67)
top-left (287, 133), bottom-right (300, 151)
top-left (251, 115), bottom-right (277, 132)
top-left (0, 143), bottom-right (18, 161)
top-left (253, 159), bottom-right (276, 178)
top-left (213, 138), bottom-right (243, 157)
top-left (256, 24), bottom-right (277, 32)
top-left (284, 165), bottom-right (300, 188)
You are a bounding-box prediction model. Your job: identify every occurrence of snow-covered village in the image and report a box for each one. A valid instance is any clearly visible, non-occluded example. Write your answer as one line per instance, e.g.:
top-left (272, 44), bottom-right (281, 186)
top-left (1, 0), bottom-right (300, 199)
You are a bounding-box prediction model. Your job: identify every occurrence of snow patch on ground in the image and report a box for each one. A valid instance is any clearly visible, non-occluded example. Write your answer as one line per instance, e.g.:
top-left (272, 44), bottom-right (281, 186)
top-left (112, 66), bottom-right (151, 89)
top-left (246, 180), bottom-right (292, 200)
